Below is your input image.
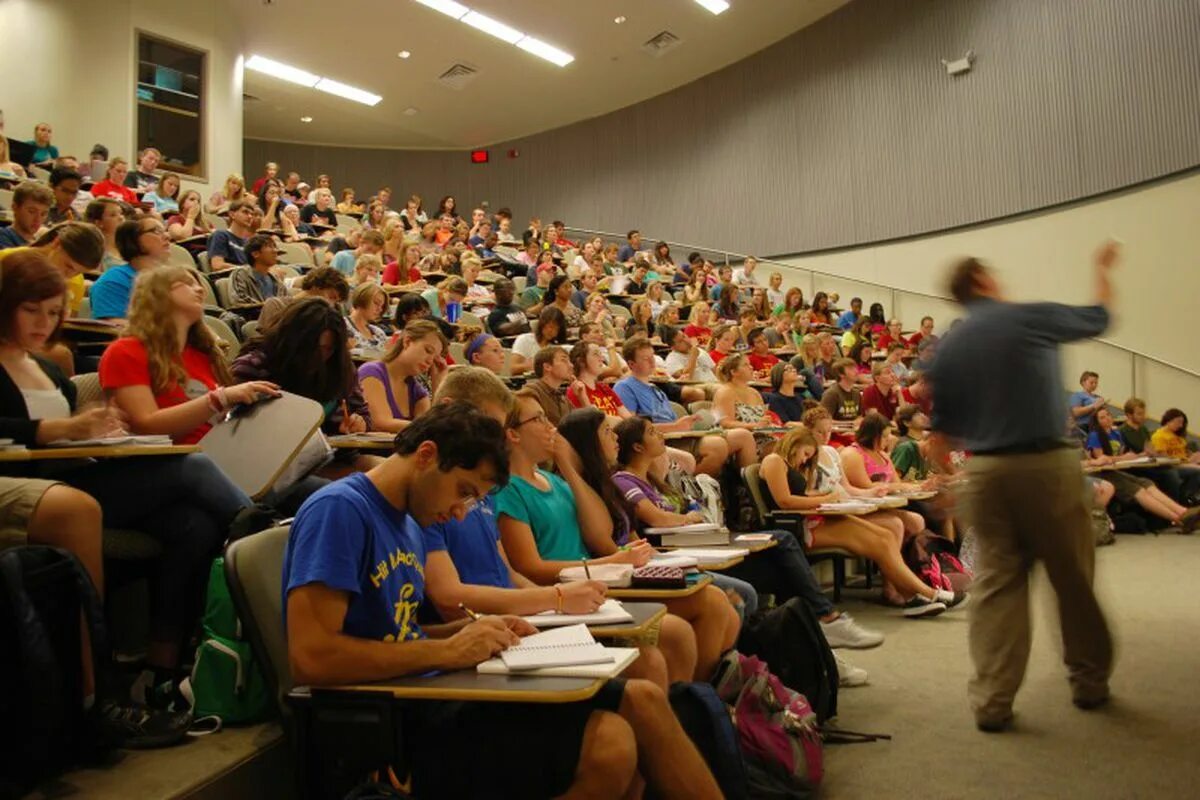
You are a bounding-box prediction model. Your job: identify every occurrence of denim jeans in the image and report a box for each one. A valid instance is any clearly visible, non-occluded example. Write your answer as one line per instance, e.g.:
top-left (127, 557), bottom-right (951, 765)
top-left (708, 572), bottom-right (758, 619)
top-left (722, 529), bottom-right (835, 618)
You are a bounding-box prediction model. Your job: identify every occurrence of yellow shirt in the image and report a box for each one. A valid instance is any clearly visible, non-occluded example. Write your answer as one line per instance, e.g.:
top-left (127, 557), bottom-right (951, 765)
top-left (1150, 427), bottom-right (1190, 460)
top-left (0, 246), bottom-right (86, 315)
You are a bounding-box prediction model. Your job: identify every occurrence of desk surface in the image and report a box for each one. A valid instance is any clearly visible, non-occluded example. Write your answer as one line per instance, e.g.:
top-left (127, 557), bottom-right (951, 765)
top-left (1085, 457), bottom-right (1180, 474)
top-left (663, 429), bottom-right (723, 441)
top-left (328, 434), bottom-right (395, 450)
top-left (586, 602), bottom-right (666, 640)
top-left (317, 671), bottom-right (607, 703)
top-left (609, 574), bottom-right (712, 599)
top-left (0, 443), bottom-right (199, 462)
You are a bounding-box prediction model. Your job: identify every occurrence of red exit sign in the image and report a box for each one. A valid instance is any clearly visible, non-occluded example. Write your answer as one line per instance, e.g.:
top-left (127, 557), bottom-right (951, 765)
top-left (470, 149), bottom-right (489, 164)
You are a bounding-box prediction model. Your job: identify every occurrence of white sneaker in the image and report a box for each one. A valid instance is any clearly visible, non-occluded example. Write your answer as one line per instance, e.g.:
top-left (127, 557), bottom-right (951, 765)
top-left (834, 654), bottom-right (869, 687)
top-left (902, 595), bottom-right (947, 618)
top-left (935, 588), bottom-right (969, 610)
top-left (821, 613), bottom-right (885, 649)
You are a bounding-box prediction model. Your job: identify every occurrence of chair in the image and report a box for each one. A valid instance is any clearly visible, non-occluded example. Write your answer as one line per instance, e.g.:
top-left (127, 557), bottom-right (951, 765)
top-left (241, 320), bottom-right (260, 341)
top-left (195, 251), bottom-right (211, 273)
top-left (224, 527), bottom-right (293, 717)
top-left (669, 401), bottom-right (688, 420)
top-left (214, 277), bottom-right (235, 309)
top-left (458, 311), bottom-right (483, 330)
top-left (448, 341), bottom-right (465, 364)
top-left (76, 296), bottom-right (92, 320)
top-left (741, 464), bottom-right (855, 602)
top-left (190, 268), bottom-right (221, 313)
top-left (202, 315), bottom-right (241, 359)
top-left (608, 303), bottom-right (632, 321)
top-left (334, 214), bottom-right (358, 234)
top-left (277, 241), bottom-right (314, 268)
top-left (28, 165), bottom-right (51, 182)
top-left (205, 214), bottom-right (227, 231)
top-left (511, 275), bottom-right (527, 294)
top-left (689, 400), bottom-right (713, 414)
top-left (70, 373), bottom-right (103, 406)
top-left (0, 188), bottom-right (13, 210)
top-left (166, 243), bottom-right (197, 269)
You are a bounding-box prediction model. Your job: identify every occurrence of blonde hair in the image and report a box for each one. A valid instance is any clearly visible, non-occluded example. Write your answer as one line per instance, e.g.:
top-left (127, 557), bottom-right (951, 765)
top-left (433, 366), bottom-right (514, 414)
top-left (382, 318), bottom-right (448, 363)
top-left (126, 266), bottom-right (232, 394)
top-left (716, 352), bottom-right (746, 382)
top-left (688, 301), bottom-right (710, 323)
top-left (351, 281), bottom-right (386, 311)
top-left (776, 427), bottom-right (819, 474)
top-left (223, 173), bottom-right (245, 199)
top-left (107, 157), bottom-right (128, 178)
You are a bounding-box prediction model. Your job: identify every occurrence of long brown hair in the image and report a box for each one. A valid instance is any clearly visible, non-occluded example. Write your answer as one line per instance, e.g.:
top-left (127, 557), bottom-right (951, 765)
top-left (0, 250), bottom-right (67, 342)
top-left (126, 265), bottom-right (232, 394)
top-left (382, 318), bottom-right (447, 363)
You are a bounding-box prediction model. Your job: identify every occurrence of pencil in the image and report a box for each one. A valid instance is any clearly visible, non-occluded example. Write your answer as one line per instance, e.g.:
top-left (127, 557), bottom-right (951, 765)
top-left (458, 602), bottom-right (482, 621)
top-left (582, 558), bottom-right (592, 580)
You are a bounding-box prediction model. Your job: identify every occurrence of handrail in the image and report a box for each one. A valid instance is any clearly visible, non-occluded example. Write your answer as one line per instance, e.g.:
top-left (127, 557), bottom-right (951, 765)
top-left (564, 225), bottom-right (1200, 388)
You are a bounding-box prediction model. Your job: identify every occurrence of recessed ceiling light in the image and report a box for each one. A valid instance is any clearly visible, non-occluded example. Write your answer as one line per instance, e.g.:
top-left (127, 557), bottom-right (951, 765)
top-left (694, 0), bottom-right (730, 14)
top-left (516, 36), bottom-right (574, 67)
top-left (614, 15), bottom-right (626, 24)
top-left (403, 107), bottom-right (419, 116)
top-left (414, 0), bottom-right (468, 19)
top-left (245, 54), bottom-right (319, 87)
top-left (397, 50), bottom-right (411, 59)
top-left (461, 10), bottom-right (523, 43)
top-left (300, 116), bottom-right (313, 123)
top-left (314, 77), bottom-right (383, 106)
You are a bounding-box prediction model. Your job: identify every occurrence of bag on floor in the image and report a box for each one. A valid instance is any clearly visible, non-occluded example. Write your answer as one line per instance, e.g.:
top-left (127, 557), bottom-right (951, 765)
top-left (189, 558), bottom-right (270, 724)
top-left (1091, 507), bottom-right (1116, 546)
top-left (0, 546), bottom-right (110, 797)
top-left (663, 682), bottom-right (749, 800)
top-left (713, 652), bottom-right (823, 799)
top-left (735, 598), bottom-right (839, 723)
top-left (903, 531), bottom-right (973, 593)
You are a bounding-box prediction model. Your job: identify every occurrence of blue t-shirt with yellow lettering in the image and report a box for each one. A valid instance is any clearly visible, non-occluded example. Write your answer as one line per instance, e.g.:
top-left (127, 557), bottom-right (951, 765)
top-left (283, 472), bottom-right (426, 643)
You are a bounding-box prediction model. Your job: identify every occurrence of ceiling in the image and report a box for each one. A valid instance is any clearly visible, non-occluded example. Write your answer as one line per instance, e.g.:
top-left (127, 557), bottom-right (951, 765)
top-left (235, 0), bottom-right (850, 149)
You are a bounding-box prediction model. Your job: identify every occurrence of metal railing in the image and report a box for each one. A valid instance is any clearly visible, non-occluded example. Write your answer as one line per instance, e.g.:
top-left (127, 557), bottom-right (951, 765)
top-left (565, 225), bottom-right (1200, 402)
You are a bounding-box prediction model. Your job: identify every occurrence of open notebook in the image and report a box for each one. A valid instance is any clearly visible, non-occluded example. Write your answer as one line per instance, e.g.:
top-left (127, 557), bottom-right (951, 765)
top-left (522, 599), bottom-right (635, 628)
top-left (477, 624), bottom-right (637, 678)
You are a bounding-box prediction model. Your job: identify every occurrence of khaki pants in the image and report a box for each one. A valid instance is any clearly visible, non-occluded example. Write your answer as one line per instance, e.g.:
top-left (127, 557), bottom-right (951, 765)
top-left (959, 448), bottom-right (1113, 723)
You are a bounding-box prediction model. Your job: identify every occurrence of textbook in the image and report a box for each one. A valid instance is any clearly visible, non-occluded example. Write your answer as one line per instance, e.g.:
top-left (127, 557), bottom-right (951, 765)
top-left (817, 501), bottom-right (877, 514)
top-left (645, 522), bottom-right (729, 547)
top-left (476, 625), bottom-right (629, 676)
top-left (666, 548), bottom-right (750, 565)
top-left (522, 599), bottom-right (635, 628)
top-left (47, 434), bottom-right (174, 447)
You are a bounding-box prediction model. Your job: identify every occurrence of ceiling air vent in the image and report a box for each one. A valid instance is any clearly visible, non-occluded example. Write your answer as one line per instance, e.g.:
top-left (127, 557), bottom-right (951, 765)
top-left (437, 63), bottom-right (480, 91)
top-left (642, 31), bottom-right (682, 58)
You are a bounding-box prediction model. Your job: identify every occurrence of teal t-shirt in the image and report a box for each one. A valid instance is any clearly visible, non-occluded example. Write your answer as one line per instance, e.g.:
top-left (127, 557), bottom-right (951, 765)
top-left (493, 469), bottom-right (588, 560)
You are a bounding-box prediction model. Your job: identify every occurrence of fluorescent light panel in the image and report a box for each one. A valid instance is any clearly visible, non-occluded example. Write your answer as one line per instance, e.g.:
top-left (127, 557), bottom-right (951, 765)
top-left (414, 0), bottom-right (469, 19)
top-left (244, 55), bottom-right (319, 87)
top-left (461, 10), bottom-right (524, 44)
top-left (516, 36), bottom-right (574, 67)
top-left (694, 0), bottom-right (730, 14)
top-left (315, 78), bottom-right (383, 107)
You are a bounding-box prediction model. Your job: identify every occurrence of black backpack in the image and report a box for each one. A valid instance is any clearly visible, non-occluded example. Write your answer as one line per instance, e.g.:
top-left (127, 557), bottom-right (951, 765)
top-left (735, 597), bottom-right (839, 723)
top-left (0, 546), bottom-right (110, 798)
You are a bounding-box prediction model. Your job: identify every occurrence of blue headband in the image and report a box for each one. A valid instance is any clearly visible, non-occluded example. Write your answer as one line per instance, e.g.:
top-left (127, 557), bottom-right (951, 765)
top-left (464, 334), bottom-right (494, 363)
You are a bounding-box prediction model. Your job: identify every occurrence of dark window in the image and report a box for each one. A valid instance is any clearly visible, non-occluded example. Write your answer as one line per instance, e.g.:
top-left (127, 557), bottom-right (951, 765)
top-left (136, 33), bottom-right (205, 178)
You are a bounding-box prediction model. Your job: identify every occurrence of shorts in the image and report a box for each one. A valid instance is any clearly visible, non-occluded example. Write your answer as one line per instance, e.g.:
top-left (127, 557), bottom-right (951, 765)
top-left (405, 678), bottom-right (626, 798)
top-left (659, 381), bottom-right (685, 403)
top-left (1101, 470), bottom-right (1155, 503)
top-left (0, 477), bottom-right (60, 550)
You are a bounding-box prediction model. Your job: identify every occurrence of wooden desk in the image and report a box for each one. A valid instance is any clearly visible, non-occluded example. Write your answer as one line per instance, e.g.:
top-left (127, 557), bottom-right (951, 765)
top-left (662, 429), bottom-right (723, 442)
top-left (351, 348), bottom-right (387, 364)
top-left (328, 433), bottom-right (395, 451)
top-left (1085, 457), bottom-right (1181, 474)
top-left (0, 443), bottom-right (199, 462)
top-left (586, 602), bottom-right (666, 640)
top-left (62, 319), bottom-right (122, 338)
top-left (317, 672), bottom-right (608, 703)
top-left (609, 574), bottom-right (712, 600)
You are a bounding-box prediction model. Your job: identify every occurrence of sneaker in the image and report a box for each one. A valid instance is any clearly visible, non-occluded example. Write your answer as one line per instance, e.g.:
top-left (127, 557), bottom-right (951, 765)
top-left (934, 589), bottom-right (970, 610)
top-left (147, 678), bottom-right (192, 714)
top-left (902, 595), bottom-right (947, 618)
top-left (834, 654), bottom-right (869, 687)
top-left (821, 613), bottom-right (885, 649)
top-left (975, 713), bottom-right (1014, 733)
top-left (98, 700), bottom-right (191, 750)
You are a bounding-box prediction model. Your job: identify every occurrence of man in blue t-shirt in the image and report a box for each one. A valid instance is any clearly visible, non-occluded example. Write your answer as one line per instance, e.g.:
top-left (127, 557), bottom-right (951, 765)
top-left (282, 397), bottom-right (721, 798)
top-left (836, 297), bottom-right (862, 330)
top-left (1068, 370), bottom-right (1106, 433)
top-left (207, 199), bottom-right (255, 272)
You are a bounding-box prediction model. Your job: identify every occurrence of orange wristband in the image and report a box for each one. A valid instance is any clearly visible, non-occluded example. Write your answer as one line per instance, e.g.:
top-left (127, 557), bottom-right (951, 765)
top-left (554, 584), bottom-right (564, 614)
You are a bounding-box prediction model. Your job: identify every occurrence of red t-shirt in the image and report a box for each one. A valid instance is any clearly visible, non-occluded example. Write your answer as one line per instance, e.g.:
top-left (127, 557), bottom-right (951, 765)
top-left (747, 352), bottom-right (780, 373)
top-left (875, 333), bottom-right (910, 351)
top-left (566, 381), bottom-right (626, 417)
top-left (382, 260), bottom-right (421, 286)
top-left (91, 180), bottom-right (137, 204)
top-left (860, 384), bottom-right (899, 420)
top-left (99, 337), bottom-right (219, 444)
top-left (709, 349), bottom-right (731, 365)
top-left (901, 386), bottom-right (932, 415)
top-left (683, 324), bottom-right (712, 345)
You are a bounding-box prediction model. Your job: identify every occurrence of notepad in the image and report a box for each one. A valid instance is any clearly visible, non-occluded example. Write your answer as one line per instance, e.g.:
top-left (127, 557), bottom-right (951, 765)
top-left (522, 599), bottom-right (635, 628)
top-left (817, 501), bottom-right (877, 513)
top-left (47, 435), bottom-right (173, 447)
top-left (644, 522), bottom-right (721, 536)
top-left (668, 548), bottom-right (750, 565)
top-left (483, 625), bottom-right (614, 673)
top-left (477, 646), bottom-right (639, 678)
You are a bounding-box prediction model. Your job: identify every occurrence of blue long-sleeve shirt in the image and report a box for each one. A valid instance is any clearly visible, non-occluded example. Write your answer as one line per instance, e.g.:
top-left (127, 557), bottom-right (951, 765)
top-left (929, 298), bottom-right (1109, 453)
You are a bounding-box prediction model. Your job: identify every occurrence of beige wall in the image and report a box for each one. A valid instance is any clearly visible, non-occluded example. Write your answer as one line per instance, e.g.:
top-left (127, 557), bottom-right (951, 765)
top-left (774, 171), bottom-right (1200, 422)
top-left (1, 0), bottom-right (242, 196)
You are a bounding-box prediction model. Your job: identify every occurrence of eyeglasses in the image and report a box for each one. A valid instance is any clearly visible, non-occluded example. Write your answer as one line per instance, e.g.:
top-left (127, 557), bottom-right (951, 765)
top-left (511, 411), bottom-right (549, 429)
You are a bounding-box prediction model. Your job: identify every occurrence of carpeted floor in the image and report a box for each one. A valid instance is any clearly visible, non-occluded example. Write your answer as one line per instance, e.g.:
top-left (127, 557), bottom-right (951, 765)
top-left (821, 534), bottom-right (1200, 799)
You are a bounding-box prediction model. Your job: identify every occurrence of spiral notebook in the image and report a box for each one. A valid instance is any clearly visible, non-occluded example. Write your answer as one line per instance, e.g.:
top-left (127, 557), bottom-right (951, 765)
top-left (476, 624), bottom-right (615, 674)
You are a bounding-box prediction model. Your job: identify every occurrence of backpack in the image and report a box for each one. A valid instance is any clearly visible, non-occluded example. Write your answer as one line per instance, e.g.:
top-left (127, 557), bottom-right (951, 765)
top-left (662, 682), bottom-right (749, 800)
top-left (735, 598), bottom-right (839, 724)
top-left (1090, 507), bottom-right (1116, 547)
top-left (187, 558), bottom-right (270, 724)
top-left (713, 652), bottom-right (823, 799)
top-left (0, 546), bottom-right (110, 797)
top-left (662, 463), bottom-right (725, 526)
top-left (903, 532), bottom-right (972, 593)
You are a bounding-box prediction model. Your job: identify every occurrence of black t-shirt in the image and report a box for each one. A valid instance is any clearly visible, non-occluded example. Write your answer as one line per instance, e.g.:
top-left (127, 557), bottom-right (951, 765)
top-left (124, 170), bottom-right (158, 191)
top-left (300, 204), bottom-right (337, 227)
top-left (487, 304), bottom-right (530, 336)
top-left (764, 391), bottom-right (806, 424)
top-left (766, 465), bottom-right (808, 511)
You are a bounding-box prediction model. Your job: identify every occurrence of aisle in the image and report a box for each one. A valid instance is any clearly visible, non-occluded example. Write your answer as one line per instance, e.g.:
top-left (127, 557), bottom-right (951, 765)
top-left (822, 534), bottom-right (1200, 799)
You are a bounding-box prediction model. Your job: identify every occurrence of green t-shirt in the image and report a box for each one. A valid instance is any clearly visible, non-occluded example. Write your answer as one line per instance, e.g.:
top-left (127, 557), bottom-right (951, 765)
top-left (520, 286), bottom-right (545, 309)
top-left (1118, 423), bottom-right (1149, 454)
top-left (891, 436), bottom-right (928, 480)
top-left (493, 469), bottom-right (589, 561)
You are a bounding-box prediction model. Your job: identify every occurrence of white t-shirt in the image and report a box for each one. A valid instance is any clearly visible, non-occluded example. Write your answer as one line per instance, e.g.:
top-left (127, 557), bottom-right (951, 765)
top-left (21, 388), bottom-right (72, 420)
top-left (815, 445), bottom-right (850, 498)
top-left (663, 349), bottom-right (717, 383)
top-left (732, 268), bottom-right (760, 287)
top-left (512, 333), bottom-right (568, 362)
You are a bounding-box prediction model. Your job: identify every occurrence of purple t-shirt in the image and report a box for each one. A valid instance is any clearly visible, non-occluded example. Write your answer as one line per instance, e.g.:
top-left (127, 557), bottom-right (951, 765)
top-left (356, 361), bottom-right (428, 420)
top-left (613, 471), bottom-right (678, 536)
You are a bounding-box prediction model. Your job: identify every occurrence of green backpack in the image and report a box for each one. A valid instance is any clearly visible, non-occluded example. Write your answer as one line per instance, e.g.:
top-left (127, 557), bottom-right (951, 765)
top-left (188, 558), bottom-right (271, 724)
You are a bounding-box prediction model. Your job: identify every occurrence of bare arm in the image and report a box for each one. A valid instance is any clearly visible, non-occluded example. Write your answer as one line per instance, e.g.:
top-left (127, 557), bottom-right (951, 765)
top-left (359, 376), bottom-right (411, 433)
top-left (839, 447), bottom-right (875, 490)
top-left (111, 384), bottom-right (216, 438)
top-left (552, 437), bottom-right (614, 550)
top-left (1093, 240), bottom-right (1119, 309)
top-left (760, 454), bottom-right (829, 510)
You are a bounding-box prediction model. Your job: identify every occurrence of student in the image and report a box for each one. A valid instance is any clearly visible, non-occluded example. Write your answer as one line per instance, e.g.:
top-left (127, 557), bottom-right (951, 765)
top-left (820, 358), bottom-right (862, 421)
top-left (90, 157), bottom-right (138, 204)
top-left (335, 187), bottom-right (360, 214)
top-left (485, 278), bottom-right (530, 337)
top-left (89, 218), bottom-right (170, 320)
top-left (860, 361), bottom-right (901, 420)
top-left (259, 265), bottom-right (350, 331)
top-left (510, 306), bottom-right (567, 374)
top-left (228, 234), bottom-right (284, 305)
top-left (625, 298), bottom-right (654, 340)
top-left (617, 229), bottom-right (641, 263)
top-left (875, 318), bottom-right (908, 352)
top-left (1085, 407), bottom-right (1200, 531)
top-left (14, 221), bottom-right (104, 321)
top-left (1122, 400), bottom-right (1200, 503)
top-left (762, 426), bottom-right (956, 617)
top-left (546, 273), bottom-right (583, 332)
top-left (883, 342), bottom-right (911, 382)
top-left (350, 254), bottom-right (383, 288)
top-left (522, 347), bottom-right (572, 425)
top-left (382, 240), bottom-right (425, 287)
top-left (0, 135), bottom-right (27, 177)
top-left (765, 271), bottom-right (786, 309)
top-left (207, 199), bottom-right (256, 272)
top-left (300, 187), bottom-right (338, 228)
top-left (1069, 370), bottom-right (1106, 429)
top-left (0, 182), bottom-right (52, 248)
top-left (250, 161), bottom-right (278, 195)
top-left (613, 415), bottom-right (883, 655)
top-left (1152, 409), bottom-right (1200, 465)
top-left (459, 254), bottom-right (493, 304)
top-left (358, 319), bottom-right (447, 433)
top-left (808, 292), bottom-right (832, 326)
top-left (28, 122), bottom-right (59, 164)
top-left (463, 332), bottom-right (506, 374)
top-left (841, 316), bottom-right (873, 354)
top-left (707, 322), bottom-right (739, 366)
top-left (908, 315), bottom-right (938, 349)
top-left (166, 189), bottom-right (213, 242)
top-left (625, 261), bottom-right (650, 296)
top-left (125, 148), bottom-right (161, 193)
top-left (663, 324), bottom-right (718, 383)
top-left (713, 354), bottom-right (777, 430)
top-left (284, 403), bottom-right (722, 798)
top-left (521, 260), bottom-right (556, 312)
top-left (256, 178), bottom-right (285, 230)
top-left (420, 276), bottom-right (468, 320)
top-left (4, 253), bottom-right (259, 707)
top-left (47, 166), bottom-right (82, 224)
top-left (745, 327), bottom-right (779, 377)
top-left (346, 282), bottom-right (389, 350)
top-left (900, 369), bottom-right (933, 414)
top-left (420, 371), bottom-right (697, 687)
top-left (330, 228), bottom-right (384, 276)
top-left (206, 173), bottom-right (247, 214)
top-left (712, 283), bottom-right (740, 322)
top-left (582, 293), bottom-right (619, 342)
top-left (836, 298), bottom-right (863, 331)
top-left (83, 197), bottom-right (126, 270)
top-left (891, 404), bottom-right (932, 481)
top-left (763, 361), bottom-right (809, 424)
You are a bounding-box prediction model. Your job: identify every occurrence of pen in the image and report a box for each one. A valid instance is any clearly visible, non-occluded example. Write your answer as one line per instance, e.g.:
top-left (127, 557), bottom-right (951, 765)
top-left (582, 558), bottom-right (592, 580)
top-left (458, 602), bottom-right (482, 621)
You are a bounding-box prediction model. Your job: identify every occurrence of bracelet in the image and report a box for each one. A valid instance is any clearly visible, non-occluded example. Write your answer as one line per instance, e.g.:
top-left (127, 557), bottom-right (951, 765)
top-left (206, 390), bottom-right (222, 413)
top-left (216, 386), bottom-right (229, 412)
top-left (554, 585), bottom-right (564, 614)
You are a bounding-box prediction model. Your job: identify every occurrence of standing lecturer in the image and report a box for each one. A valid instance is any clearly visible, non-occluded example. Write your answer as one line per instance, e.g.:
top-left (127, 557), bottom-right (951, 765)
top-left (929, 242), bottom-right (1119, 732)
